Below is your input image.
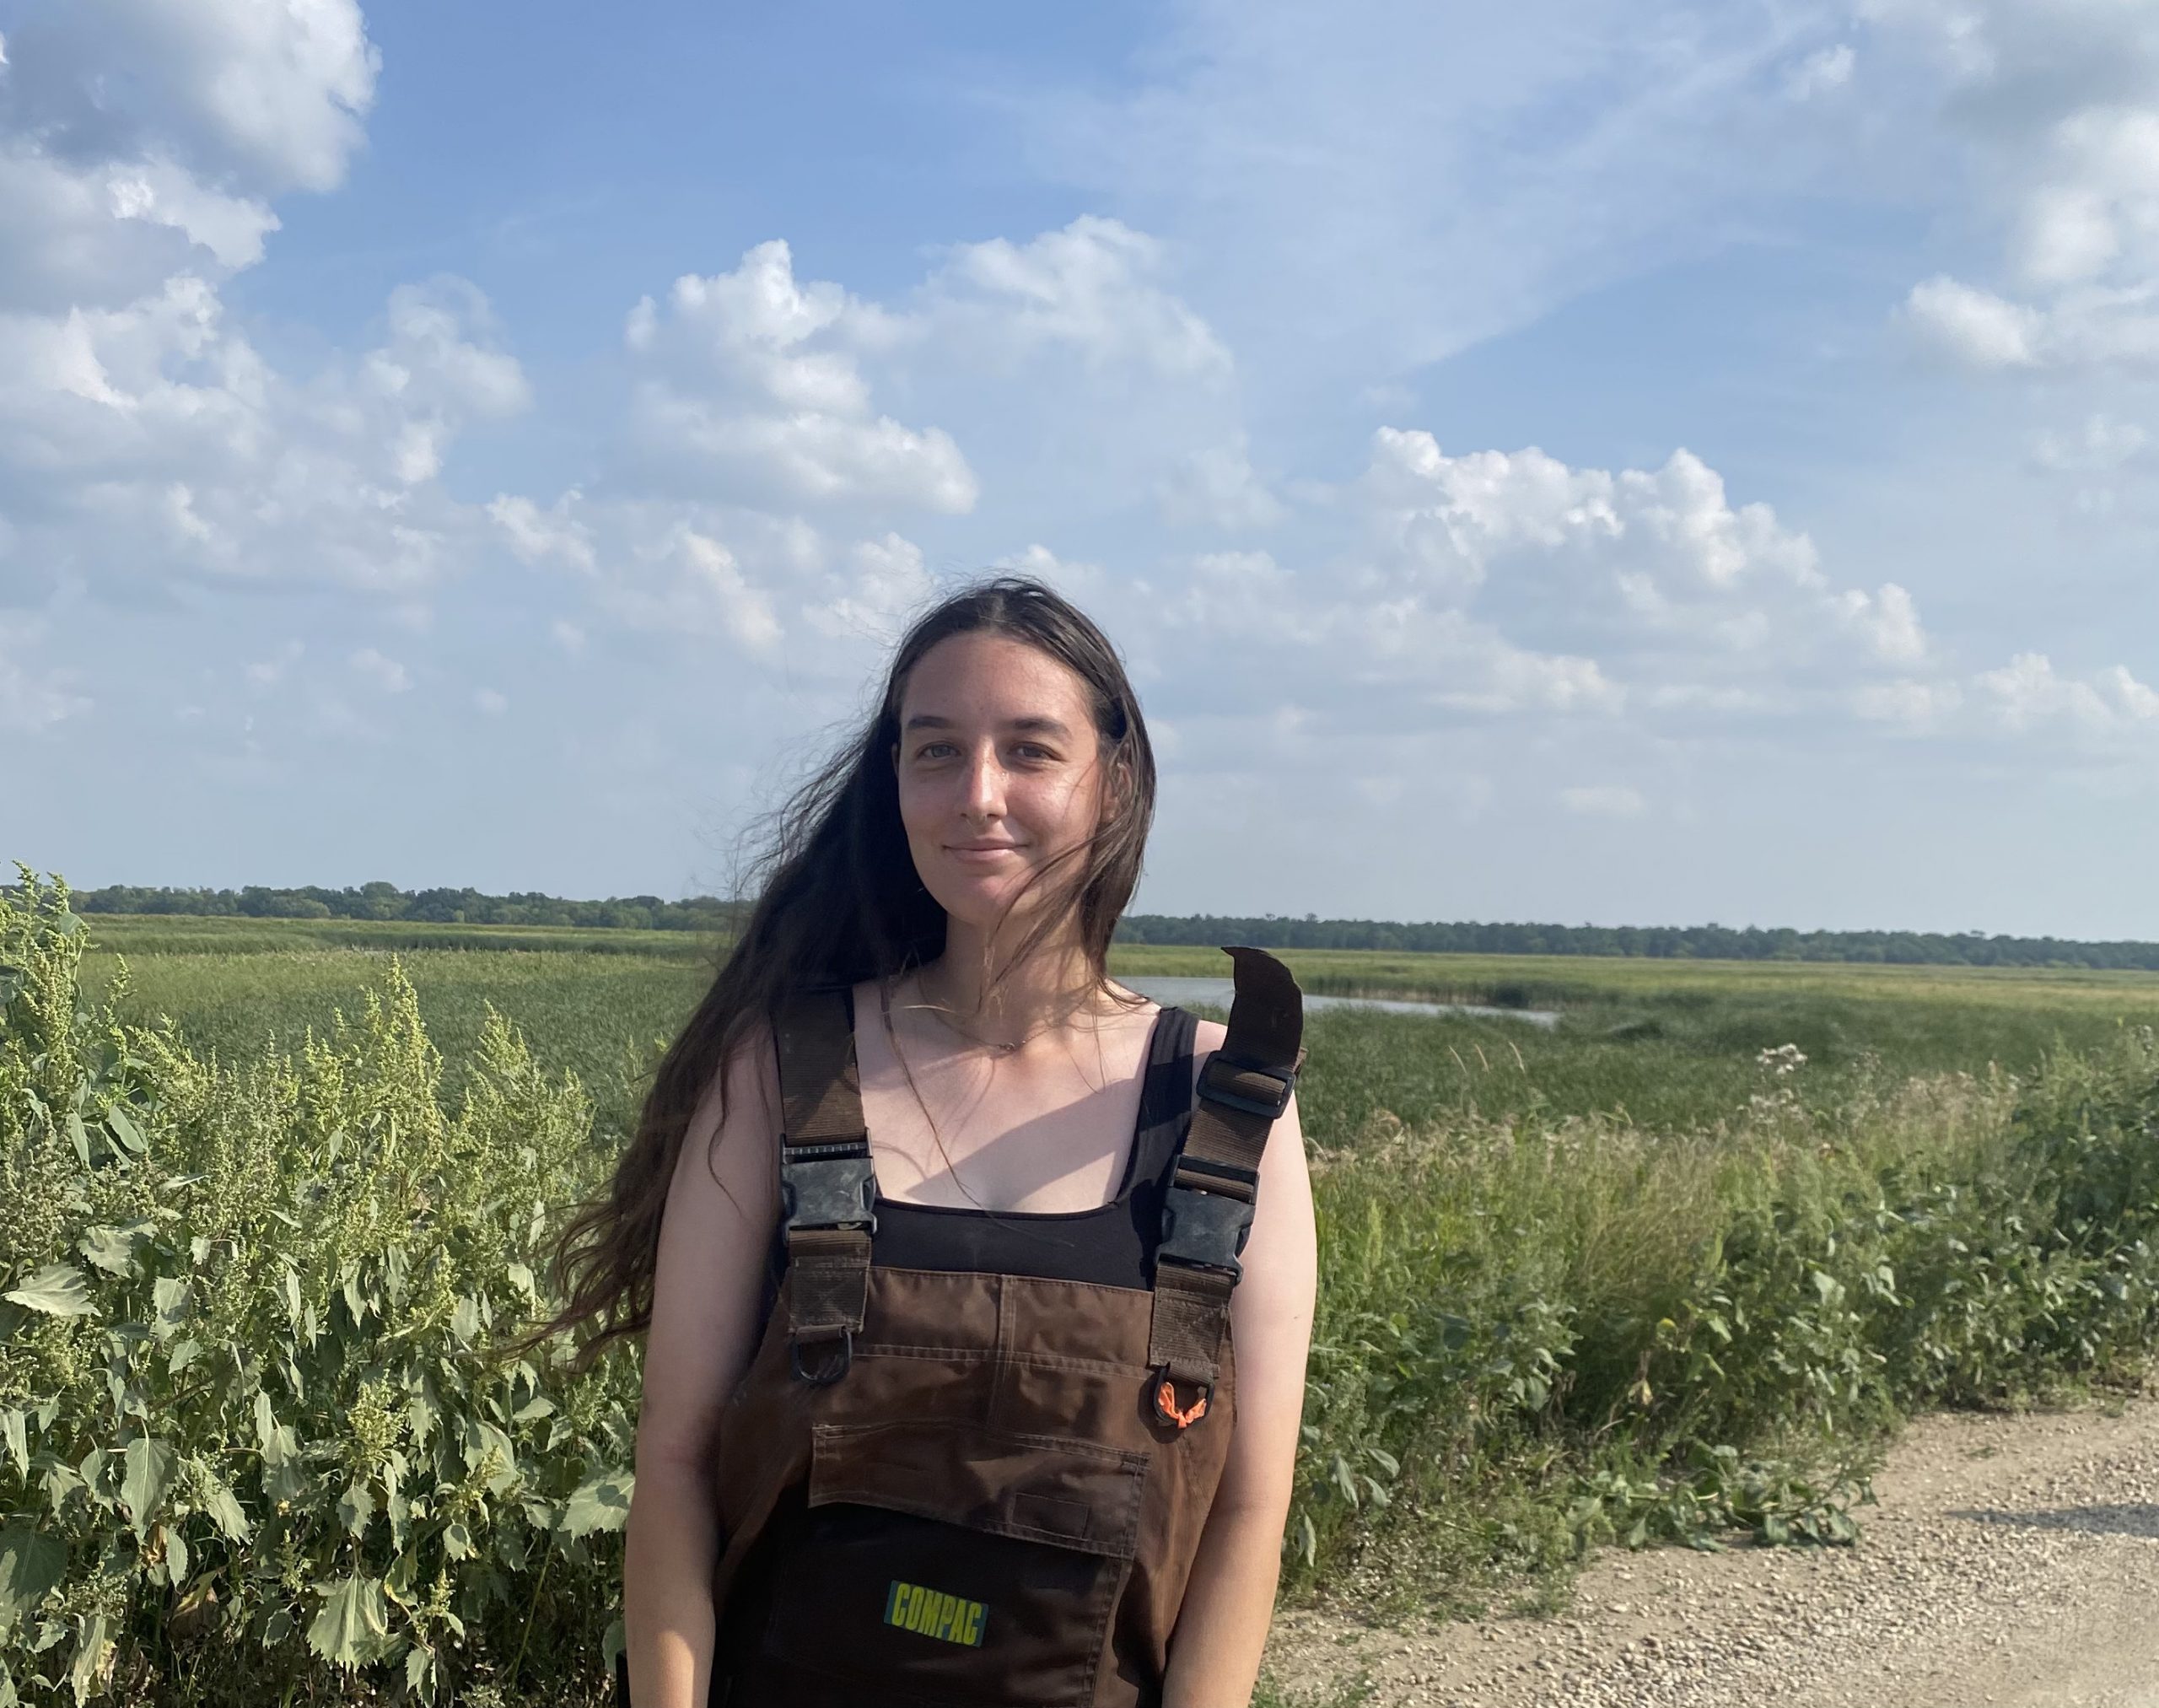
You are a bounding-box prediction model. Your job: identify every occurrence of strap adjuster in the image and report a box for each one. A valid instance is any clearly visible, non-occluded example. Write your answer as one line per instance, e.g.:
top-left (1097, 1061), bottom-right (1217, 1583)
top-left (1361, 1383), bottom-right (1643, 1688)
top-left (779, 1142), bottom-right (877, 1233)
top-left (1158, 1183), bottom-right (1256, 1280)
top-left (1197, 1050), bottom-right (1298, 1120)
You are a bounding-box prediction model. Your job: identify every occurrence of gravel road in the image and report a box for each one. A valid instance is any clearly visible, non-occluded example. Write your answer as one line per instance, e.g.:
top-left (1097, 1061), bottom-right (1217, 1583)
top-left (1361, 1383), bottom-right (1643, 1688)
top-left (1265, 1396), bottom-right (2159, 1708)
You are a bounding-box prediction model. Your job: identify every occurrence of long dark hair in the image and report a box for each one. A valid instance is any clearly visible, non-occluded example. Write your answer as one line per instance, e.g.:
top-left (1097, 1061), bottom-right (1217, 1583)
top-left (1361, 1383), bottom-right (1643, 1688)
top-left (543, 574), bottom-right (1157, 1362)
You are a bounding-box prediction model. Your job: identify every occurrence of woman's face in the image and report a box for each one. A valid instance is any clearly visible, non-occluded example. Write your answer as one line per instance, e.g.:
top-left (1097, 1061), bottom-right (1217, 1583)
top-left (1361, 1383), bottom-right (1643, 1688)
top-left (893, 631), bottom-right (1113, 937)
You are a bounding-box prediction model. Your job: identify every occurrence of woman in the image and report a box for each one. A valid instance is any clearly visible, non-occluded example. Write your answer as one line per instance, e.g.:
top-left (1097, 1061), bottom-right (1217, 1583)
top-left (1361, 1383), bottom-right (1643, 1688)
top-left (550, 575), bottom-right (1317, 1706)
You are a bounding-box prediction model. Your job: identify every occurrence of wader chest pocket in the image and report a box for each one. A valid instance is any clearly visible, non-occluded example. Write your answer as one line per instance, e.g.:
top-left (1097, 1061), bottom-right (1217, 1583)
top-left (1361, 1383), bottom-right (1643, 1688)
top-left (761, 1418), bottom-right (1149, 1705)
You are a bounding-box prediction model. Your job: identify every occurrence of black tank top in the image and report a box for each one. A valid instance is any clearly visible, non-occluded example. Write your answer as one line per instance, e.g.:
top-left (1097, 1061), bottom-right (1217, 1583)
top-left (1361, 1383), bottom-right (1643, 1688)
top-left (759, 1003), bottom-right (1198, 1325)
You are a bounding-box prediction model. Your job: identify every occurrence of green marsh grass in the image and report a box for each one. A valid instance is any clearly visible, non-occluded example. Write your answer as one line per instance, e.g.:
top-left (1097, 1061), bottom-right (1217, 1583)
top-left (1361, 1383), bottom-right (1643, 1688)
top-left (13, 900), bottom-right (2159, 1700)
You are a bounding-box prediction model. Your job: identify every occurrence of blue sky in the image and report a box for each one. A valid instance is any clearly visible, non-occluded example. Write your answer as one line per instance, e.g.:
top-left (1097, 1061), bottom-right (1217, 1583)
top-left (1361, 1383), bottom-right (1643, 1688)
top-left (3, 0), bottom-right (2157, 937)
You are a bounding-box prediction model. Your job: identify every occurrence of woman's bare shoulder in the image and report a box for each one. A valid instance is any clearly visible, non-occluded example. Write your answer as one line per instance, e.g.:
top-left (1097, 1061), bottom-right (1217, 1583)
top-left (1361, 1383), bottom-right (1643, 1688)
top-left (1186, 1016), bottom-right (1230, 1092)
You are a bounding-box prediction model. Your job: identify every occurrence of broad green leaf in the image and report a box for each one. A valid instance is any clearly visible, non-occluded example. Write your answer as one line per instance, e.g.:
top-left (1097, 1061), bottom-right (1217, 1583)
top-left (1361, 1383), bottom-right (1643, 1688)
top-left (512, 1397), bottom-right (554, 1424)
top-left (405, 1645), bottom-right (433, 1701)
top-left (103, 1102), bottom-right (146, 1156)
top-left (40, 1461), bottom-right (81, 1518)
top-left (306, 1575), bottom-right (390, 1669)
top-left (337, 1481), bottom-right (375, 1537)
top-left (67, 1612), bottom-right (110, 1705)
top-left (64, 1112), bottom-right (91, 1167)
top-left (121, 1438), bottom-right (175, 1538)
top-left (151, 1278), bottom-right (190, 1340)
top-left (0, 1526), bottom-right (67, 1636)
top-left (603, 1616), bottom-right (627, 1675)
top-left (461, 1418), bottom-right (518, 1495)
top-left (188, 1457), bottom-right (250, 1543)
top-left (163, 1526), bottom-right (188, 1586)
top-left (0, 1410), bottom-right (24, 1480)
top-left (450, 1296), bottom-right (482, 1347)
top-left (78, 1224), bottom-right (148, 1280)
top-left (560, 1468), bottom-right (633, 1539)
top-left (339, 1269), bottom-right (367, 1328)
top-left (3, 1264), bottom-right (96, 1319)
top-left (254, 1397), bottom-right (305, 1506)
top-left (443, 1519), bottom-right (472, 1560)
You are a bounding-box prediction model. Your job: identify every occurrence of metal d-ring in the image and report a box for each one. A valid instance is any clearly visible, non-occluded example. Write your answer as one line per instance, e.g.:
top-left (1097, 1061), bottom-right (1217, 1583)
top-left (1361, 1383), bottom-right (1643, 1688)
top-left (789, 1328), bottom-right (853, 1387)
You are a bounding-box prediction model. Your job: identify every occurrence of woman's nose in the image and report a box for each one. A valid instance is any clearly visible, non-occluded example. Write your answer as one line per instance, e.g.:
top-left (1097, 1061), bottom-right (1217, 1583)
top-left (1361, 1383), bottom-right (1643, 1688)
top-left (961, 746), bottom-right (1006, 816)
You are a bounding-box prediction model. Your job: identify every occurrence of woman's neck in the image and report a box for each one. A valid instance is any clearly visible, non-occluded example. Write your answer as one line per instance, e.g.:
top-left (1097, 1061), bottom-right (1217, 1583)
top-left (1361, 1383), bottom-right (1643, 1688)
top-left (915, 921), bottom-right (1108, 1048)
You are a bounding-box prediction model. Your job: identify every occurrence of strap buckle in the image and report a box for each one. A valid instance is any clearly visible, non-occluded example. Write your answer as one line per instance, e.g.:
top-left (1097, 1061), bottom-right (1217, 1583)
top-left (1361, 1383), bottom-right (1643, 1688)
top-left (1158, 1182), bottom-right (1256, 1280)
top-left (1197, 1049), bottom-right (1298, 1120)
top-left (779, 1141), bottom-right (877, 1234)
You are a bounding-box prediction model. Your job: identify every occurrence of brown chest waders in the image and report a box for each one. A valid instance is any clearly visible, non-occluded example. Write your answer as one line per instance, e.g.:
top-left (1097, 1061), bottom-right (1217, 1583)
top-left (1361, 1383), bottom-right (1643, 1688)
top-left (697, 946), bottom-right (1305, 1708)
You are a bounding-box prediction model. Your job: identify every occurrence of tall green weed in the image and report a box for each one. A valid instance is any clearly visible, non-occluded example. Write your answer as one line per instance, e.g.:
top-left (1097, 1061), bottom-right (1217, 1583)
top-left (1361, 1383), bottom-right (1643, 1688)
top-left (1, 872), bottom-right (638, 1705)
top-left (1287, 1020), bottom-right (2159, 1607)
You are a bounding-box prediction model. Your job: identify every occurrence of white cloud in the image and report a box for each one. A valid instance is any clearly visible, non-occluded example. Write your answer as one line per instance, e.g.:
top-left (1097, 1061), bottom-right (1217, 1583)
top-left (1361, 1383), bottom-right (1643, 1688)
top-left (1976, 652), bottom-right (2159, 735)
top-left (1853, 677), bottom-right (1963, 728)
top-left (1560, 784), bottom-right (1647, 818)
top-left (1352, 431), bottom-right (1908, 687)
top-left (1872, 1), bottom-right (2159, 374)
top-left (1787, 43), bottom-right (1856, 100)
top-left (924, 217), bottom-right (1231, 382)
top-left (0, 615), bottom-right (88, 730)
top-left (0, 273), bottom-right (530, 595)
top-left (491, 489), bottom-right (597, 574)
top-left (244, 639), bottom-right (303, 687)
top-left (349, 647), bottom-right (410, 693)
top-left (1901, 277), bottom-right (2040, 369)
top-left (622, 240), bottom-right (977, 515)
top-left (805, 532), bottom-right (935, 644)
top-left (993, 542), bottom-right (1112, 602)
top-left (473, 687), bottom-right (508, 716)
top-left (0, 0), bottom-right (375, 318)
top-left (0, 4), bottom-right (525, 604)
top-left (8, 0), bottom-right (377, 194)
top-left (1831, 582), bottom-right (1927, 664)
top-left (1157, 436), bottom-right (1286, 530)
top-left (2031, 413), bottom-right (2150, 472)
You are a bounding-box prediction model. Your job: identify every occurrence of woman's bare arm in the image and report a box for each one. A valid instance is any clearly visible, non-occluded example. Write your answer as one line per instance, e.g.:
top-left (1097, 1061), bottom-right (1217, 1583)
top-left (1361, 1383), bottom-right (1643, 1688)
top-left (623, 1028), bottom-right (781, 1708)
top-left (1163, 1021), bottom-right (1319, 1708)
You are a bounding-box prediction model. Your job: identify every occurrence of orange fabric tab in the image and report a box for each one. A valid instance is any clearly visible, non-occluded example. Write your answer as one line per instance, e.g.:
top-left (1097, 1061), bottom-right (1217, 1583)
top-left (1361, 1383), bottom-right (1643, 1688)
top-left (1155, 1379), bottom-right (1209, 1430)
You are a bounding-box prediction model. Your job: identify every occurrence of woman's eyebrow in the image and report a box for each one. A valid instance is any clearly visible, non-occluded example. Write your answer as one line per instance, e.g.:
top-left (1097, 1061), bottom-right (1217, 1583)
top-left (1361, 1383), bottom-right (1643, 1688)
top-left (902, 713), bottom-right (1074, 737)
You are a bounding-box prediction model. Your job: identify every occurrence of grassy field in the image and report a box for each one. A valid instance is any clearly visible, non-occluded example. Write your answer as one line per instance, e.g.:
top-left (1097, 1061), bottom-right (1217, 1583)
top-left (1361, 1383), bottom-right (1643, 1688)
top-left (81, 914), bottom-right (2159, 1143)
top-left (16, 894), bottom-right (2159, 1703)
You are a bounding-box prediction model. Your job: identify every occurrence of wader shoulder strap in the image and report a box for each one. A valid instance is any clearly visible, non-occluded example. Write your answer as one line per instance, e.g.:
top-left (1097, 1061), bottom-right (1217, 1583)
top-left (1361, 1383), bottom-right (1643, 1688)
top-left (773, 986), bottom-right (875, 1384)
top-left (1147, 946), bottom-right (1306, 1425)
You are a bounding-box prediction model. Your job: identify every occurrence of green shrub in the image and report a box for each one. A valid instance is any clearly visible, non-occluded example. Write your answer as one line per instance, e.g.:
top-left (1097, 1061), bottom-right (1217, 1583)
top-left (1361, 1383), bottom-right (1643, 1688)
top-left (1285, 1024), bottom-right (2159, 1604)
top-left (1, 872), bottom-right (638, 1705)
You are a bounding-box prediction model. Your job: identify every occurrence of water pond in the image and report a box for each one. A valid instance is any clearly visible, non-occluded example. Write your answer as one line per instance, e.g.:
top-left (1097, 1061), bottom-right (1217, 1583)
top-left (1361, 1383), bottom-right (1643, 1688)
top-left (1121, 975), bottom-right (1560, 1028)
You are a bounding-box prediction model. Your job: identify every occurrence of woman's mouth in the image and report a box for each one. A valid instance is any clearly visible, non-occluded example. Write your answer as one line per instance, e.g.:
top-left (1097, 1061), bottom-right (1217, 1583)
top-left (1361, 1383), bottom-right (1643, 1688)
top-left (948, 843), bottom-right (1022, 864)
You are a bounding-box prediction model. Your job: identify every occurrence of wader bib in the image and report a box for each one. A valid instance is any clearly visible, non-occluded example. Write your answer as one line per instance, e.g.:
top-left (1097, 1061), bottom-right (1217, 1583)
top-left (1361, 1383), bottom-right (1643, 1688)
top-left (702, 946), bottom-right (1305, 1707)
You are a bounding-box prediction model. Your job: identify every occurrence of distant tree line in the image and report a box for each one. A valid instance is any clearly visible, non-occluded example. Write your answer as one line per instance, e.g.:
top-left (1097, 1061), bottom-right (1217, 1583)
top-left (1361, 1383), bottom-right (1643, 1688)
top-left (1114, 913), bottom-right (2159, 970)
top-left (63, 881), bottom-right (746, 934)
top-left (35, 882), bottom-right (2159, 969)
